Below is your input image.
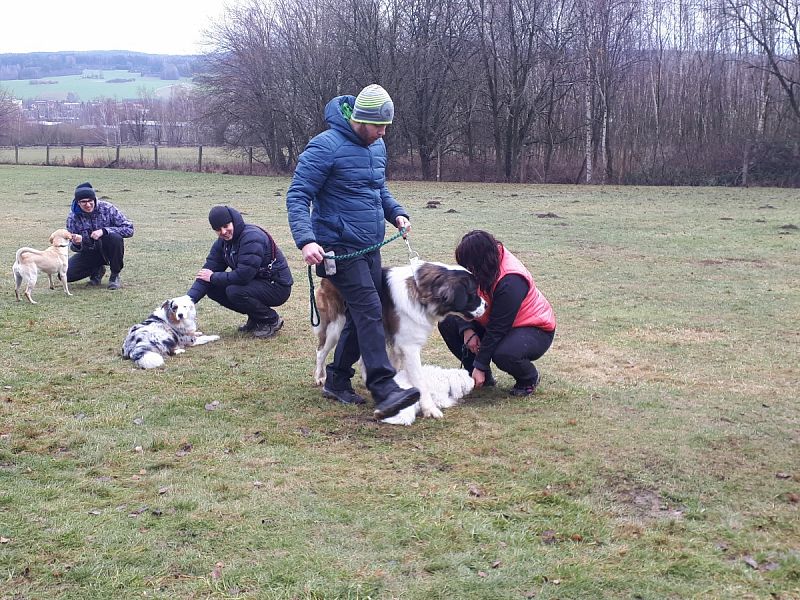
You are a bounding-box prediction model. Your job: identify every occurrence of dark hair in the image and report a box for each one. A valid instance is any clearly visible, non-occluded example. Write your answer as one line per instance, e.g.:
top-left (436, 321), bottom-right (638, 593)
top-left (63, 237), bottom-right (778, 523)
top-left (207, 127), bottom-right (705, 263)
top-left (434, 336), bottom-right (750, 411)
top-left (455, 230), bottom-right (502, 296)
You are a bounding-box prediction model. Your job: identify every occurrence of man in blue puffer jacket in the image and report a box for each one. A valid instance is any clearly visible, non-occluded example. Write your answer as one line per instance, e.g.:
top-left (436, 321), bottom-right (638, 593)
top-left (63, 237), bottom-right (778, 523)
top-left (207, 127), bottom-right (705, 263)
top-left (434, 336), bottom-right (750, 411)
top-left (286, 84), bottom-right (420, 420)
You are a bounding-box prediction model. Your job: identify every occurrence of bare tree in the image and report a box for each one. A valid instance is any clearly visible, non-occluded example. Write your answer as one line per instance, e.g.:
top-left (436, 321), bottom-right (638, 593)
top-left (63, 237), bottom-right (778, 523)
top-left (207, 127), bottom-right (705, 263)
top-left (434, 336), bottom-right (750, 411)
top-left (199, 0), bottom-right (292, 171)
top-left (0, 87), bottom-right (20, 144)
top-left (471, 0), bottom-right (577, 181)
top-left (725, 0), bottom-right (800, 123)
top-left (389, 0), bottom-right (476, 179)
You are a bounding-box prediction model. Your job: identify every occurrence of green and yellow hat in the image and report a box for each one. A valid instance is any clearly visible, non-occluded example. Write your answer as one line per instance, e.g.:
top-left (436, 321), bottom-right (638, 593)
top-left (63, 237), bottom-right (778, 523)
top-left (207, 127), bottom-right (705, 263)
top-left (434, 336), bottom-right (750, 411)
top-left (351, 84), bottom-right (394, 125)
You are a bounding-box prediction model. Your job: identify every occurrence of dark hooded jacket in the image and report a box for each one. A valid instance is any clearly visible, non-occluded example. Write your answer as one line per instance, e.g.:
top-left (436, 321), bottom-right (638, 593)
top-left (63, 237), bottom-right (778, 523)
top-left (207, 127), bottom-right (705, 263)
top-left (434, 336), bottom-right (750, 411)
top-left (187, 206), bottom-right (293, 303)
top-left (286, 95), bottom-right (408, 251)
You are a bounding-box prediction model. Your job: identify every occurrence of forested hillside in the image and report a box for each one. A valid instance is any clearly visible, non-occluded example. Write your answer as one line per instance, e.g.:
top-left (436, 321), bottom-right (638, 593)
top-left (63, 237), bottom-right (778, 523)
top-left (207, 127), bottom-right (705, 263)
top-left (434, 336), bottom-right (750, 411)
top-left (0, 51), bottom-right (202, 81)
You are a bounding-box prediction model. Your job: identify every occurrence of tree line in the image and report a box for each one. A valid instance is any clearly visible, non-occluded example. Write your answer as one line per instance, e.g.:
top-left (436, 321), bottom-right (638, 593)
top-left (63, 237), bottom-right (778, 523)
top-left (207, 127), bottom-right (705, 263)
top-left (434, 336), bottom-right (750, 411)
top-left (198, 0), bottom-right (800, 186)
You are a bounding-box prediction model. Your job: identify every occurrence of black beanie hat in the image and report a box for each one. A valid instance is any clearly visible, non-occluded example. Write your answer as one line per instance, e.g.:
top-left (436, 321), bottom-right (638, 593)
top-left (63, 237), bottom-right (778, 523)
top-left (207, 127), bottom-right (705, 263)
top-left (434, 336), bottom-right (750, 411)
top-left (74, 182), bottom-right (96, 202)
top-left (208, 205), bottom-right (234, 230)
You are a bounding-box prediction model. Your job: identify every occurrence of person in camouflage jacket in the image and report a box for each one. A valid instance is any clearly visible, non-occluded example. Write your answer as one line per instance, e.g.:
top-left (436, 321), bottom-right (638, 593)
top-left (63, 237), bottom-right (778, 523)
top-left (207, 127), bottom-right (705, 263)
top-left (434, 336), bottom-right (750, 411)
top-left (66, 181), bottom-right (134, 290)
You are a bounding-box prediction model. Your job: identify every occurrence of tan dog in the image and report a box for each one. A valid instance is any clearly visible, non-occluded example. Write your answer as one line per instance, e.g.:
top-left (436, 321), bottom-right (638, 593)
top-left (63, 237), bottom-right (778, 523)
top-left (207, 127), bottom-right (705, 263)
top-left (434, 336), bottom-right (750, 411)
top-left (13, 228), bottom-right (73, 304)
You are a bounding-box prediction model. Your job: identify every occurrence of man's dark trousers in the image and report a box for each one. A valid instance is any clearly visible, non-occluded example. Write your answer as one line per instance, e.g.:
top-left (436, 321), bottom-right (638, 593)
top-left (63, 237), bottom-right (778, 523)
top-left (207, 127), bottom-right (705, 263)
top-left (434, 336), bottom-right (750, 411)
top-left (206, 280), bottom-right (291, 323)
top-left (324, 249), bottom-right (398, 401)
top-left (67, 232), bottom-right (125, 282)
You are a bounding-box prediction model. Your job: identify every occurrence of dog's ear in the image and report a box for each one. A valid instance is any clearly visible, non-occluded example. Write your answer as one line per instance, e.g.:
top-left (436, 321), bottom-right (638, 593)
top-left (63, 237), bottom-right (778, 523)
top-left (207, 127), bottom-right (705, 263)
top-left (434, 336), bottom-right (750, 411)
top-left (451, 284), bottom-right (468, 311)
top-left (161, 299), bottom-right (171, 312)
top-left (50, 232), bottom-right (56, 244)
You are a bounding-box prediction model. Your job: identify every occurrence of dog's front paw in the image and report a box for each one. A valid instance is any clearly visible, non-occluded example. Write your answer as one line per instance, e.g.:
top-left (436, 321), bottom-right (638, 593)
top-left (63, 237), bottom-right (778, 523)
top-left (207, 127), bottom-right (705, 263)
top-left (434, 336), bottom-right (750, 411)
top-left (174, 348), bottom-right (186, 354)
top-left (382, 405), bottom-right (417, 426)
top-left (421, 405), bottom-right (444, 419)
top-left (193, 334), bottom-right (220, 346)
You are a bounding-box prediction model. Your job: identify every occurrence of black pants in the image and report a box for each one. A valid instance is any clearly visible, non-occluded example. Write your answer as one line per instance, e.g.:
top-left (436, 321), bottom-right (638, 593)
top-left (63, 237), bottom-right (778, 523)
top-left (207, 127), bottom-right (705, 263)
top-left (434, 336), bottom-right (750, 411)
top-left (438, 315), bottom-right (554, 385)
top-left (324, 249), bottom-right (400, 401)
top-left (67, 232), bottom-right (125, 282)
top-left (206, 279), bottom-right (291, 323)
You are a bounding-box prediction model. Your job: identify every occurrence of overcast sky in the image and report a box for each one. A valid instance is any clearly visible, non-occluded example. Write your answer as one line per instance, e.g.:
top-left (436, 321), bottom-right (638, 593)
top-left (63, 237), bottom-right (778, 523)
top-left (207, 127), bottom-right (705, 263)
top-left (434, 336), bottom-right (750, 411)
top-left (0, 0), bottom-right (229, 55)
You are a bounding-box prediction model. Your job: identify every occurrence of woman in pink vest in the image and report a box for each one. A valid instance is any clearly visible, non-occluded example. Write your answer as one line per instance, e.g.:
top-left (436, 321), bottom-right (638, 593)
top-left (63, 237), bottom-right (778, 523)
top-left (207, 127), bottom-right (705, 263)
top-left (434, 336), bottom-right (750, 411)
top-left (438, 230), bottom-right (556, 396)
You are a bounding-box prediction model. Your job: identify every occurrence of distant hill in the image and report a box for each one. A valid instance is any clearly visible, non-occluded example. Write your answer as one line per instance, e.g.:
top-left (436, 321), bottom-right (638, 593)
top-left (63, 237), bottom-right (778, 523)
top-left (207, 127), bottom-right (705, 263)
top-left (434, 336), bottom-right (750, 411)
top-left (1, 70), bottom-right (194, 102)
top-left (0, 50), bottom-right (204, 82)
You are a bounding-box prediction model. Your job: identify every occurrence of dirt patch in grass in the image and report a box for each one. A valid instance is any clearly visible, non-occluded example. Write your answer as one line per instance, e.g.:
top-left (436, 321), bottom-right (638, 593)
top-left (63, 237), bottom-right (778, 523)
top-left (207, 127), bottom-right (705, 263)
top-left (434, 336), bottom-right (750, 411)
top-left (557, 341), bottom-right (664, 386)
top-left (627, 325), bottom-right (726, 344)
top-left (613, 486), bottom-right (686, 522)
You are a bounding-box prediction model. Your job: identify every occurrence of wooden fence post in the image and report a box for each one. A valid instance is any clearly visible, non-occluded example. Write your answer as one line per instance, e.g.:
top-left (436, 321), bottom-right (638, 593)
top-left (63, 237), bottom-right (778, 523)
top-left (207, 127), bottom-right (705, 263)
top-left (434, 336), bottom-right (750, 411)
top-left (80, 145), bottom-right (84, 165)
top-left (154, 144), bottom-right (158, 169)
top-left (116, 145), bottom-right (120, 164)
top-left (46, 144), bottom-right (50, 166)
top-left (198, 145), bottom-right (203, 172)
top-left (15, 145), bottom-right (18, 164)
top-left (249, 147), bottom-right (253, 175)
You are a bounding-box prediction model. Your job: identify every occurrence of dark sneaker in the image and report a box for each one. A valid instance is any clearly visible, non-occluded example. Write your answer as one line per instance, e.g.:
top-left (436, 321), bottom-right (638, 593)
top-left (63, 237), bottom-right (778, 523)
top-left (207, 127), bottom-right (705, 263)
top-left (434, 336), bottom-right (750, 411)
top-left (509, 374), bottom-right (540, 397)
top-left (252, 316), bottom-right (284, 339)
top-left (87, 265), bottom-right (106, 286)
top-left (374, 387), bottom-right (421, 419)
top-left (107, 273), bottom-right (121, 290)
top-left (238, 317), bottom-right (258, 332)
top-left (484, 373), bottom-right (497, 387)
top-left (322, 385), bottom-right (367, 405)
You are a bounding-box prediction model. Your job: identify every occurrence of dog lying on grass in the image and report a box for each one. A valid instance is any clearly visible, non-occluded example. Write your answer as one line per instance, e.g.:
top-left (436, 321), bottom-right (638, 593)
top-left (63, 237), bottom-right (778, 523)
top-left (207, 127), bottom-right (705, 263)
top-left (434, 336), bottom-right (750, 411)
top-left (122, 295), bottom-right (219, 369)
top-left (13, 228), bottom-right (73, 304)
top-left (382, 365), bottom-right (475, 425)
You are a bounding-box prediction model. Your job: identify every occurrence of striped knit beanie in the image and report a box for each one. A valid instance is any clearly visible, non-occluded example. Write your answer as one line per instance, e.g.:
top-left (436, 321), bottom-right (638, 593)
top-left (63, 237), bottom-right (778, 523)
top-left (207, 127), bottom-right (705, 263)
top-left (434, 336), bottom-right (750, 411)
top-left (351, 84), bottom-right (394, 125)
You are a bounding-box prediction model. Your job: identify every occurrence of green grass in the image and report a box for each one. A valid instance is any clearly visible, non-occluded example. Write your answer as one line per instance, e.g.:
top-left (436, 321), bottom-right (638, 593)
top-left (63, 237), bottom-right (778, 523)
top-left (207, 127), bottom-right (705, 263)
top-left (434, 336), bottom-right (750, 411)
top-left (1, 71), bottom-right (193, 101)
top-left (1, 165), bottom-right (798, 599)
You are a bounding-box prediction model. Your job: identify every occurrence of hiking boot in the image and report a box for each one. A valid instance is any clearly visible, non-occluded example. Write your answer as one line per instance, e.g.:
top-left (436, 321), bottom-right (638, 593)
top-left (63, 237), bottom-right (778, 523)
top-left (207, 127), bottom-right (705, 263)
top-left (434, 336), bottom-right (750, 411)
top-left (374, 387), bottom-right (421, 419)
top-left (238, 317), bottom-right (258, 332)
top-left (509, 374), bottom-right (540, 397)
top-left (322, 385), bottom-right (367, 405)
top-left (107, 272), bottom-right (121, 290)
top-left (252, 316), bottom-right (284, 339)
top-left (87, 265), bottom-right (106, 286)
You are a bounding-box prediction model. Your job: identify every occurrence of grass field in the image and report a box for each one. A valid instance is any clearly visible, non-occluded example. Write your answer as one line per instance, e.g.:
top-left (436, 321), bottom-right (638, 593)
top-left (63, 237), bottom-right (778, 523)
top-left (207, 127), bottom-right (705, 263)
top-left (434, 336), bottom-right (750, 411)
top-left (1, 165), bottom-right (798, 599)
top-left (1, 70), bottom-right (193, 101)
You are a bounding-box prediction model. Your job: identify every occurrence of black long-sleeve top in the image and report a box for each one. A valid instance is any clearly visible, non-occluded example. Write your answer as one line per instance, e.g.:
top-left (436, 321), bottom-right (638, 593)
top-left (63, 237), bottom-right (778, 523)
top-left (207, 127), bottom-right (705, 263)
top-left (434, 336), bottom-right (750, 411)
top-left (460, 274), bottom-right (530, 373)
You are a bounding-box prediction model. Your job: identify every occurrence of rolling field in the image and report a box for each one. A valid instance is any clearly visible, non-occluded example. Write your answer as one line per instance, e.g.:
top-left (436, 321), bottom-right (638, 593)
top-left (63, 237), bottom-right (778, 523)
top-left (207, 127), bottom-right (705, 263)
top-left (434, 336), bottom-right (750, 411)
top-left (0, 165), bottom-right (798, 599)
top-left (1, 70), bottom-right (193, 101)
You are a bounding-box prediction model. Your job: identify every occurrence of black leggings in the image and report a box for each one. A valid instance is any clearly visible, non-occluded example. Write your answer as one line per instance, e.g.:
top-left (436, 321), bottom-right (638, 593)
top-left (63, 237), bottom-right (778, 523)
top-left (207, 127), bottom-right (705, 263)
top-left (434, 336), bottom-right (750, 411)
top-left (438, 315), bottom-right (554, 385)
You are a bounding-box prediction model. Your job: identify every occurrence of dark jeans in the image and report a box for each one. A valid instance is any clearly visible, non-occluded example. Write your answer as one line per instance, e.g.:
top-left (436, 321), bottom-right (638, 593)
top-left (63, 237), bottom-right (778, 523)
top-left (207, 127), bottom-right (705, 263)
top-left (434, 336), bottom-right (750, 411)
top-left (67, 232), bottom-right (125, 282)
top-left (206, 279), bottom-right (291, 323)
top-left (324, 249), bottom-right (400, 402)
top-left (438, 315), bottom-right (555, 385)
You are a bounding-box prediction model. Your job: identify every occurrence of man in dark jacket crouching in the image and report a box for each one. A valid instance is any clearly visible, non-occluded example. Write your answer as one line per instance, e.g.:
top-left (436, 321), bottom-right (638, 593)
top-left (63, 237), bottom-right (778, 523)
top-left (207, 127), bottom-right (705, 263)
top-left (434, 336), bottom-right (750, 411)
top-left (188, 205), bottom-right (293, 338)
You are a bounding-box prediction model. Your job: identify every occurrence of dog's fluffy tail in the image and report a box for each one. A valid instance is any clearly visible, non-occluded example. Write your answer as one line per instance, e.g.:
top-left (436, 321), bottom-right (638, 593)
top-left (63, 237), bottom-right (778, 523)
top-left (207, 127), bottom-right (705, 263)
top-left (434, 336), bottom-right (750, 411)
top-left (135, 352), bottom-right (165, 369)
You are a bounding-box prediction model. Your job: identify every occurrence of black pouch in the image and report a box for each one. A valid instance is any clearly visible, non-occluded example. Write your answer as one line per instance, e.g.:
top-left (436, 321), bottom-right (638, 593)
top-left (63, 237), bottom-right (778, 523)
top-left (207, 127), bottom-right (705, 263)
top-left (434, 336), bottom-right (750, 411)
top-left (315, 251), bottom-right (337, 278)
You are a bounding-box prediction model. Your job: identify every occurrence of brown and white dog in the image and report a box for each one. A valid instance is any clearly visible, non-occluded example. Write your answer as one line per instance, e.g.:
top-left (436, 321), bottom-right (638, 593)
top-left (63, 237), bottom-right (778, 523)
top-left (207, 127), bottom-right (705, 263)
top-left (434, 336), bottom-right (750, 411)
top-left (13, 228), bottom-right (73, 304)
top-left (313, 260), bottom-right (486, 419)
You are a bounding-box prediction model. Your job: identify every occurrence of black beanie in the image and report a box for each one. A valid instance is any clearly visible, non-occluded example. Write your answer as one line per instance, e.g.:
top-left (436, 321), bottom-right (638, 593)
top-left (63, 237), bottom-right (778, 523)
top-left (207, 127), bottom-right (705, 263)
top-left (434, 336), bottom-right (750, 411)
top-left (208, 205), bottom-right (234, 230)
top-left (74, 182), bottom-right (96, 202)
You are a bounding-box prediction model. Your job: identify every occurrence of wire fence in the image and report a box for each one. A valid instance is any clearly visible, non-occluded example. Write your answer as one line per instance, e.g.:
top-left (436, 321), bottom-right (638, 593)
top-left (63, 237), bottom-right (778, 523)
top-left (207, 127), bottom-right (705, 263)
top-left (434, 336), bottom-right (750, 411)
top-left (0, 144), bottom-right (264, 174)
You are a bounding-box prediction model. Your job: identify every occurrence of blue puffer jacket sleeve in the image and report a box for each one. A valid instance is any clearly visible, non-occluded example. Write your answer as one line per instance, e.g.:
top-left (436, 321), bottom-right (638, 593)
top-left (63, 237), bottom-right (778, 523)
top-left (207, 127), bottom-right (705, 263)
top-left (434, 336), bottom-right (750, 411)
top-left (286, 134), bottom-right (336, 250)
